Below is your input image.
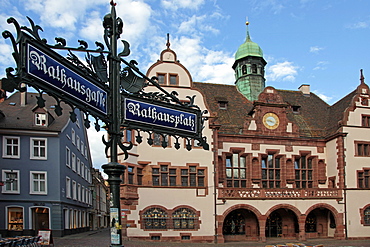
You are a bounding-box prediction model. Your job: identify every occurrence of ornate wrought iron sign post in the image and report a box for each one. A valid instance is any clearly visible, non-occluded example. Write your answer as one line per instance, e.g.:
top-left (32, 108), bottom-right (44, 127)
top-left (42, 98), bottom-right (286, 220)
top-left (1, 1), bottom-right (208, 246)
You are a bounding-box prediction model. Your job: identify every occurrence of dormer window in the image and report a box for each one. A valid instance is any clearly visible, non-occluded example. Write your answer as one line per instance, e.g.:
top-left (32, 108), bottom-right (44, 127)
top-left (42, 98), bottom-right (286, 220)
top-left (292, 106), bottom-right (301, 114)
top-left (35, 113), bottom-right (47, 126)
top-left (218, 101), bottom-right (228, 110)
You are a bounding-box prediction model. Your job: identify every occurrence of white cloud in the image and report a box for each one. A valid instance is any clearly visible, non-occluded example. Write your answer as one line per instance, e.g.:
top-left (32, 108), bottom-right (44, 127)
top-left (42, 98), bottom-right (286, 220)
top-left (266, 61), bottom-right (298, 82)
top-left (313, 61), bottom-right (328, 70)
top-left (346, 21), bottom-right (369, 29)
top-left (178, 15), bottom-right (219, 36)
top-left (170, 36), bottom-right (234, 84)
top-left (0, 41), bottom-right (15, 77)
top-left (23, 0), bottom-right (84, 30)
top-left (250, 0), bottom-right (285, 15)
top-left (115, 0), bottom-right (153, 46)
top-left (80, 11), bottom-right (105, 42)
top-left (313, 90), bottom-right (332, 103)
top-left (161, 0), bottom-right (205, 11)
top-left (310, 46), bottom-right (324, 53)
top-left (87, 127), bottom-right (108, 169)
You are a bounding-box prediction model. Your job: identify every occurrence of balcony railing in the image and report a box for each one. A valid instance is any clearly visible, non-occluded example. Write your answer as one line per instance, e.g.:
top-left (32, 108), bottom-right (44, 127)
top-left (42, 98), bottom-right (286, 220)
top-left (218, 187), bottom-right (342, 200)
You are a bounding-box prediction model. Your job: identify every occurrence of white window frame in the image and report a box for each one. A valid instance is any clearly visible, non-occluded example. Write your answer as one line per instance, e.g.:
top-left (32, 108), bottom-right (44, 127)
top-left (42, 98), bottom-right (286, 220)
top-left (76, 136), bottom-right (80, 150)
top-left (2, 170), bottom-right (20, 194)
top-left (81, 142), bottom-right (84, 156)
top-left (85, 188), bottom-right (89, 205)
top-left (35, 113), bottom-right (47, 126)
top-left (72, 153), bottom-right (76, 171)
top-left (72, 128), bottom-right (76, 145)
top-left (30, 171), bottom-right (47, 195)
top-left (77, 183), bottom-right (81, 202)
top-left (81, 163), bottom-right (85, 179)
top-left (84, 165), bottom-right (88, 180)
top-left (72, 180), bottom-right (77, 200)
top-left (6, 206), bottom-right (24, 230)
top-left (66, 176), bottom-right (71, 198)
top-left (30, 138), bottom-right (47, 160)
top-left (2, 136), bottom-right (20, 159)
top-left (81, 185), bottom-right (85, 203)
top-left (77, 158), bottom-right (81, 175)
top-left (66, 147), bottom-right (71, 167)
top-left (64, 209), bottom-right (70, 229)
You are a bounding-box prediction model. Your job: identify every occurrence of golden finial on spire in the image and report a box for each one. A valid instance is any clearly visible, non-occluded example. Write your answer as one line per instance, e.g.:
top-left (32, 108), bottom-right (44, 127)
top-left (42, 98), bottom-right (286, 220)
top-left (246, 16), bottom-right (249, 26)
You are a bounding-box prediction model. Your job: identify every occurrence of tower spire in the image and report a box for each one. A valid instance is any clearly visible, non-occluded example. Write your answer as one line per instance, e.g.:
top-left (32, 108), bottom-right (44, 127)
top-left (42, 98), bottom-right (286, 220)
top-left (166, 33), bottom-right (171, 49)
top-left (246, 17), bottom-right (251, 41)
top-left (360, 69), bottom-right (365, 85)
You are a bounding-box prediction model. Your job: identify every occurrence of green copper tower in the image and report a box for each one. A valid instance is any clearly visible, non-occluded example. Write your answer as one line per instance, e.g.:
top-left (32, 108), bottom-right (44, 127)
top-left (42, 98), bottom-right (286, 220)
top-left (232, 21), bottom-right (266, 101)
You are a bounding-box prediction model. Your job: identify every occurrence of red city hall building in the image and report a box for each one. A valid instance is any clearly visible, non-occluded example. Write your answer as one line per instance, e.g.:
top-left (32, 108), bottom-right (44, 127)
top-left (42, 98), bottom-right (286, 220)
top-left (114, 27), bottom-right (370, 243)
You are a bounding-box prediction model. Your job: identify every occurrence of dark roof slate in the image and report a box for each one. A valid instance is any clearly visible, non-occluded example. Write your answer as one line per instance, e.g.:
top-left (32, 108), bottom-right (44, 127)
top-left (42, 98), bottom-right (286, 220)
top-left (276, 89), bottom-right (329, 137)
top-left (193, 82), bottom-right (253, 134)
top-left (0, 92), bottom-right (70, 132)
top-left (193, 82), bottom-right (357, 138)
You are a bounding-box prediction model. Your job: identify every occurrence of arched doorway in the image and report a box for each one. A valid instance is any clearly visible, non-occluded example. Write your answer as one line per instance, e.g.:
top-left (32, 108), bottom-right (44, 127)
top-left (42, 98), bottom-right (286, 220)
top-left (223, 209), bottom-right (259, 241)
top-left (31, 207), bottom-right (50, 232)
top-left (266, 211), bottom-right (282, 237)
top-left (266, 209), bottom-right (299, 239)
top-left (305, 208), bottom-right (336, 238)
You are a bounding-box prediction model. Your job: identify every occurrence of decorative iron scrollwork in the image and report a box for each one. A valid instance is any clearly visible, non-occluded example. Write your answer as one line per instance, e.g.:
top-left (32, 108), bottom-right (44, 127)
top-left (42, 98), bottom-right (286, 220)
top-left (2, 10), bottom-right (209, 159)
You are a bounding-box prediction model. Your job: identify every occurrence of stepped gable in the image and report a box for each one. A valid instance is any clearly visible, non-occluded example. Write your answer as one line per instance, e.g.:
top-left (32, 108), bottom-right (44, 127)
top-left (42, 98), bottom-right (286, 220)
top-left (326, 90), bottom-right (357, 136)
top-left (277, 89), bottom-right (330, 138)
top-left (193, 82), bottom-right (253, 134)
top-left (0, 91), bottom-right (70, 131)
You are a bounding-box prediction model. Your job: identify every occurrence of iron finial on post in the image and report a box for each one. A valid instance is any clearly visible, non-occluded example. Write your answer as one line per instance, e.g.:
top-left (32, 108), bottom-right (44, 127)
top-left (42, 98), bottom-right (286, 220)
top-left (166, 33), bottom-right (170, 49)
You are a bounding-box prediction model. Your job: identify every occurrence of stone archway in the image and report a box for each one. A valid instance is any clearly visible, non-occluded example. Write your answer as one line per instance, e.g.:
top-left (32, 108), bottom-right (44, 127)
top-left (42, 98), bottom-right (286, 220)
top-left (305, 203), bottom-right (345, 239)
top-left (218, 204), bottom-right (262, 243)
top-left (265, 204), bottom-right (302, 240)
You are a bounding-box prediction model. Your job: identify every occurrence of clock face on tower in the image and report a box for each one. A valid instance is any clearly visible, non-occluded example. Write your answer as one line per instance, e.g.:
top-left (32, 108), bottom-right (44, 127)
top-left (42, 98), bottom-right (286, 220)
top-left (263, 113), bottom-right (279, 130)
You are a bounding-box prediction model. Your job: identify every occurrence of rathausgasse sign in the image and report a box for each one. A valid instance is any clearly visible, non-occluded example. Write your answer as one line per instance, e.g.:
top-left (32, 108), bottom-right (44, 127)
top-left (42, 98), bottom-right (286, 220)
top-left (25, 42), bottom-right (107, 115)
top-left (123, 98), bottom-right (198, 135)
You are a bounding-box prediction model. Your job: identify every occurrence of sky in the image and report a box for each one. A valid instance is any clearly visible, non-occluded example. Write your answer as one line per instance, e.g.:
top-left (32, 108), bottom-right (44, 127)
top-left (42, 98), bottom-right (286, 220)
top-left (1, 0), bottom-right (370, 169)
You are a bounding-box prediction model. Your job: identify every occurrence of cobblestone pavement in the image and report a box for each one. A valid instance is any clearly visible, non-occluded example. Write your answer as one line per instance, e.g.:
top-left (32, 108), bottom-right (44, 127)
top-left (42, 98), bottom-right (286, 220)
top-left (54, 228), bottom-right (370, 247)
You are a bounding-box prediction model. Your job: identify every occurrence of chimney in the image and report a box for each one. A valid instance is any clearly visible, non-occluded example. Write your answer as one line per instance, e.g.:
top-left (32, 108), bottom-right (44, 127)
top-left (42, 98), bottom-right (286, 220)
top-left (20, 84), bottom-right (27, 106)
top-left (298, 84), bottom-right (310, 96)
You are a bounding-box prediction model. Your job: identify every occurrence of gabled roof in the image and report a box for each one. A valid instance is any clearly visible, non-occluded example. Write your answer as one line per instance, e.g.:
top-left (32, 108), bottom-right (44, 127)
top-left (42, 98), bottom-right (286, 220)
top-left (193, 82), bottom-right (253, 134)
top-left (276, 89), bottom-right (330, 137)
top-left (0, 91), bottom-right (70, 132)
top-left (193, 81), bottom-right (360, 138)
top-left (326, 90), bottom-right (357, 136)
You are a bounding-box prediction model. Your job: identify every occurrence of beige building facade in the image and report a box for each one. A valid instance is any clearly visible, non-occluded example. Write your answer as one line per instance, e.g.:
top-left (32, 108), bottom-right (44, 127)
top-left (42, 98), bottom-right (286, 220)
top-left (116, 31), bottom-right (370, 243)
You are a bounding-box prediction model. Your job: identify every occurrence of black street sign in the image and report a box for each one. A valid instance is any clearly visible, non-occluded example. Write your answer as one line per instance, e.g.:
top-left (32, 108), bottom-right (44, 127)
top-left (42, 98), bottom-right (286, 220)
top-left (123, 96), bottom-right (202, 139)
top-left (26, 42), bottom-right (108, 115)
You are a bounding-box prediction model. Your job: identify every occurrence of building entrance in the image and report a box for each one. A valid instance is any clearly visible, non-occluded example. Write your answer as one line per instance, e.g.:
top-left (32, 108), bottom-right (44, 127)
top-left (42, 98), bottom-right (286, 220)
top-left (305, 208), bottom-right (336, 238)
top-left (266, 208), bottom-right (299, 238)
top-left (223, 209), bottom-right (259, 241)
top-left (32, 207), bottom-right (49, 232)
top-left (265, 211), bottom-right (282, 237)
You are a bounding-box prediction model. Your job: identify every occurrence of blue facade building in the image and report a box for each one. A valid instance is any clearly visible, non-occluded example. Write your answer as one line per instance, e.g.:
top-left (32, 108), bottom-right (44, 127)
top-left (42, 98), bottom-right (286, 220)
top-left (0, 91), bottom-right (94, 237)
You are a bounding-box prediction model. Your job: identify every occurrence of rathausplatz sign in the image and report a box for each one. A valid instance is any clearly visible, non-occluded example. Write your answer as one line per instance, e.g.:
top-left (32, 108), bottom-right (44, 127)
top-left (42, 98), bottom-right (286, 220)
top-left (123, 98), bottom-right (198, 135)
top-left (26, 42), bottom-right (107, 115)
